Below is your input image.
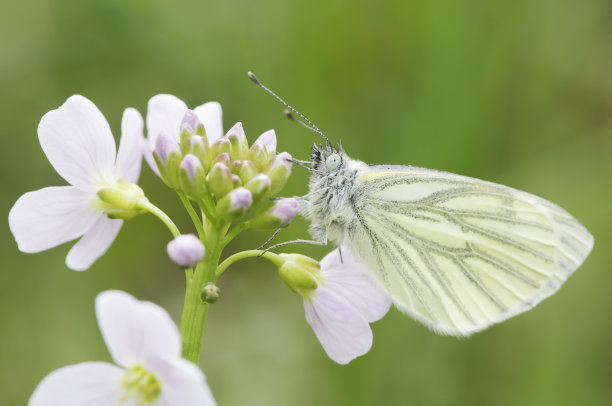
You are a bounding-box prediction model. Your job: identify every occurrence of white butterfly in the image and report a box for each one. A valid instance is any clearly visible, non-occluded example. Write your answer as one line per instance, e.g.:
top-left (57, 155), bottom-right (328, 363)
top-left (301, 143), bottom-right (593, 336)
top-left (248, 72), bottom-right (594, 336)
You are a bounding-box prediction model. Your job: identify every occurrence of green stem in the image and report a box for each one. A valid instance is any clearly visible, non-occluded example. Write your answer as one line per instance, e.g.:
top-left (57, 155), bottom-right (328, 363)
top-left (177, 192), bottom-right (205, 239)
top-left (216, 250), bottom-right (283, 278)
top-left (140, 200), bottom-right (181, 237)
top-left (222, 223), bottom-right (248, 245)
top-left (179, 222), bottom-right (228, 363)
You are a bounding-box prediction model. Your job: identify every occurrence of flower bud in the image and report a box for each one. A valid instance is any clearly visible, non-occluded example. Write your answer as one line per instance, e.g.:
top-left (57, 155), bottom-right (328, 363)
top-left (166, 234), bottom-right (205, 268)
top-left (201, 283), bottom-right (220, 303)
top-left (213, 152), bottom-right (231, 167)
top-left (230, 160), bottom-right (243, 175)
top-left (226, 122), bottom-right (249, 160)
top-left (215, 187), bottom-right (253, 221)
top-left (248, 142), bottom-right (269, 171)
top-left (153, 132), bottom-right (182, 188)
top-left (244, 173), bottom-right (271, 203)
top-left (254, 129), bottom-right (277, 153)
top-left (249, 198), bottom-right (299, 229)
top-left (231, 174), bottom-right (242, 188)
top-left (266, 152), bottom-right (293, 195)
top-left (277, 253), bottom-right (320, 296)
top-left (180, 110), bottom-right (203, 153)
top-left (188, 135), bottom-right (212, 170)
top-left (210, 137), bottom-right (232, 159)
top-left (206, 162), bottom-right (233, 198)
top-left (179, 154), bottom-right (207, 199)
top-left (239, 160), bottom-right (257, 183)
top-left (97, 180), bottom-right (148, 220)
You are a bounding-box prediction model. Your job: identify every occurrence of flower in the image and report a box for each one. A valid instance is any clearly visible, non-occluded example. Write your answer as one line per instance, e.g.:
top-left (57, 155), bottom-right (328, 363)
top-left (167, 234), bottom-right (205, 268)
top-left (8, 95), bottom-right (144, 271)
top-left (303, 247), bottom-right (392, 364)
top-left (143, 94), bottom-right (223, 175)
top-left (29, 290), bottom-right (216, 406)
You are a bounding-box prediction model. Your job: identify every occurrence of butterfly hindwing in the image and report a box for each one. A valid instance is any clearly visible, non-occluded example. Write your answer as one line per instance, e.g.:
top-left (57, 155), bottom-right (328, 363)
top-left (344, 165), bottom-right (593, 336)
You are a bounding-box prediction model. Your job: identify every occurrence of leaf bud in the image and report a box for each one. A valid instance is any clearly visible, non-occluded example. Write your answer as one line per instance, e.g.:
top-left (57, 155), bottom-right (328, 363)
top-left (167, 234), bottom-right (205, 268)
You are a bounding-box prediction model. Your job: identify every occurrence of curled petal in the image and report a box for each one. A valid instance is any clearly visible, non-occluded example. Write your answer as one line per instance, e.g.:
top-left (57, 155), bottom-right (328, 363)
top-left (193, 102), bottom-right (223, 144)
top-left (9, 186), bottom-right (99, 254)
top-left (96, 290), bottom-right (181, 367)
top-left (115, 107), bottom-right (144, 183)
top-left (66, 216), bottom-right (123, 271)
top-left (147, 355), bottom-right (217, 406)
top-left (29, 362), bottom-right (124, 406)
top-left (38, 95), bottom-right (117, 191)
top-left (304, 288), bottom-right (373, 365)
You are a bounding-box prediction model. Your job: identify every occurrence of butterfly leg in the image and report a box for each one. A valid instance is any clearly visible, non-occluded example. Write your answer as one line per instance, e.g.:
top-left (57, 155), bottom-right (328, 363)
top-left (338, 246), bottom-right (344, 264)
top-left (256, 228), bottom-right (283, 250)
top-left (258, 239), bottom-right (327, 256)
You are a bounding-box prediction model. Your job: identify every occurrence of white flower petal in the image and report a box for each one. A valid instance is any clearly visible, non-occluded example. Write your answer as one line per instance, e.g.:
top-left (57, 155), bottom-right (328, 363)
top-left (29, 362), bottom-right (124, 406)
top-left (96, 290), bottom-right (181, 367)
top-left (194, 101), bottom-right (223, 144)
top-left (65, 216), bottom-right (123, 271)
top-left (146, 356), bottom-right (216, 406)
top-left (145, 95), bottom-right (187, 173)
top-left (8, 186), bottom-right (99, 254)
top-left (115, 107), bottom-right (144, 183)
top-left (38, 95), bottom-right (117, 191)
top-left (305, 287), bottom-right (373, 365)
top-left (320, 247), bottom-right (391, 322)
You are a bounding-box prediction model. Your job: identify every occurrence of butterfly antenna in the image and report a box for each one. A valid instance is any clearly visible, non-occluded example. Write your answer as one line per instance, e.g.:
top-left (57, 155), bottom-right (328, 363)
top-left (247, 71), bottom-right (332, 147)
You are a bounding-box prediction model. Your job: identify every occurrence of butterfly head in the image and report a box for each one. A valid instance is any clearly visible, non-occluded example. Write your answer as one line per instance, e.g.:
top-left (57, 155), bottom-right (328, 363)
top-left (311, 142), bottom-right (346, 174)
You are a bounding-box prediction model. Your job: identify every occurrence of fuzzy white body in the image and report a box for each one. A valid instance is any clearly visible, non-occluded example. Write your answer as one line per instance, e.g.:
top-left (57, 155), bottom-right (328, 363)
top-left (301, 145), bottom-right (593, 336)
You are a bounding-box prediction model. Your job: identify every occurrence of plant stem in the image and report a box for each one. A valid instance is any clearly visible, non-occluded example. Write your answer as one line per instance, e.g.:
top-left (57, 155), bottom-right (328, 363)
top-left (216, 250), bottom-right (283, 278)
top-left (179, 222), bottom-right (226, 363)
top-left (140, 200), bottom-right (181, 237)
top-left (177, 192), bottom-right (205, 239)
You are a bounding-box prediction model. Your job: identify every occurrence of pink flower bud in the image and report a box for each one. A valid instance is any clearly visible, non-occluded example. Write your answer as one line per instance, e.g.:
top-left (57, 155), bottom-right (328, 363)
top-left (270, 198), bottom-right (299, 226)
top-left (155, 132), bottom-right (181, 164)
top-left (180, 109), bottom-right (202, 134)
top-left (254, 130), bottom-right (277, 152)
top-left (167, 234), bottom-right (205, 267)
top-left (229, 187), bottom-right (253, 211)
top-left (179, 154), bottom-right (202, 181)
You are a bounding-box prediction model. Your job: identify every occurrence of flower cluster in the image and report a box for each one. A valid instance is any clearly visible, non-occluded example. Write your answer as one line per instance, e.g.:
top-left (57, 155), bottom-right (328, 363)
top-left (147, 95), bottom-right (297, 228)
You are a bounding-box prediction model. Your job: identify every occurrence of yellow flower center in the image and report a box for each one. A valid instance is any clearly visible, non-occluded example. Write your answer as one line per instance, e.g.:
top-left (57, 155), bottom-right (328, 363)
top-left (121, 364), bottom-right (162, 406)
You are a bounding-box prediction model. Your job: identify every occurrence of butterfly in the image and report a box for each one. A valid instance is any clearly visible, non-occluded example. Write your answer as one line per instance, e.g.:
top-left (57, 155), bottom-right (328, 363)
top-left (249, 72), bottom-right (594, 336)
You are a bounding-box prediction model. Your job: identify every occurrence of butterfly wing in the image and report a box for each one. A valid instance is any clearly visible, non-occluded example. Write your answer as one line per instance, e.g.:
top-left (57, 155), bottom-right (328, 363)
top-left (344, 165), bottom-right (593, 336)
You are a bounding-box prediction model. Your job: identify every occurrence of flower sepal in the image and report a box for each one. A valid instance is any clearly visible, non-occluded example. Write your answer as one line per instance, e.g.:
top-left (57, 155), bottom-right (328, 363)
top-left (277, 253), bottom-right (320, 297)
top-left (97, 180), bottom-right (148, 220)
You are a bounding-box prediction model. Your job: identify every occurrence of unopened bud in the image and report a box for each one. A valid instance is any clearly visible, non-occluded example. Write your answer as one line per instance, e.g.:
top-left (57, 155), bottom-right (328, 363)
top-left (239, 160), bottom-right (257, 183)
top-left (216, 187), bottom-right (253, 221)
top-left (210, 137), bottom-right (232, 159)
top-left (230, 160), bottom-right (243, 175)
top-left (206, 162), bottom-right (233, 198)
top-left (249, 198), bottom-right (299, 229)
top-left (213, 152), bottom-right (231, 167)
top-left (244, 173), bottom-right (271, 202)
top-left (180, 110), bottom-right (203, 153)
top-left (231, 174), bottom-right (242, 188)
top-left (167, 234), bottom-right (205, 268)
top-left (266, 152), bottom-right (293, 195)
top-left (277, 253), bottom-right (320, 296)
top-left (179, 154), bottom-right (206, 199)
top-left (97, 180), bottom-right (148, 220)
top-left (188, 135), bottom-right (212, 170)
top-left (226, 122), bottom-right (249, 159)
top-left (200, 283), bottom-right (220, 303)
top-left (248, 142), bottom-right (269, 171)
top-left (153, 132), bottom-right (182, 187)
top-left (254, 129), bottom-right (277, 153)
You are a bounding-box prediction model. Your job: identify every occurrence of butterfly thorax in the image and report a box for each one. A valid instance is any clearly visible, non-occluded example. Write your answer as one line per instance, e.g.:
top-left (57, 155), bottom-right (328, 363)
top-left (301, 144), bottom-right (367, 244)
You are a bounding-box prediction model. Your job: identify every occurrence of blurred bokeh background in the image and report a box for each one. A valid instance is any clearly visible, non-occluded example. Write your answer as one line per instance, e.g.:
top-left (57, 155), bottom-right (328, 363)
top-left (1, 0), bottom-right (611, 404)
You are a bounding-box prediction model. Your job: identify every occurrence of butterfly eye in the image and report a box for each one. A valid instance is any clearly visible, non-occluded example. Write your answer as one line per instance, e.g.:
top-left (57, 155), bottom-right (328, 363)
top-left (325, 153), bottom-right (341, 171)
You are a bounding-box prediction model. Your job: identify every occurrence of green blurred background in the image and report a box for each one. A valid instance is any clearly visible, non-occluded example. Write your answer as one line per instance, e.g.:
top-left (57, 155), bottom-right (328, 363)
top-left (1, 0), bottom-right (611, 404)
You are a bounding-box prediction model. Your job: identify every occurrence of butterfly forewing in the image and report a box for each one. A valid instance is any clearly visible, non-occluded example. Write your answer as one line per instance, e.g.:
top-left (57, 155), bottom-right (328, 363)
top-left (346, 165), bottom-right (593, 336)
